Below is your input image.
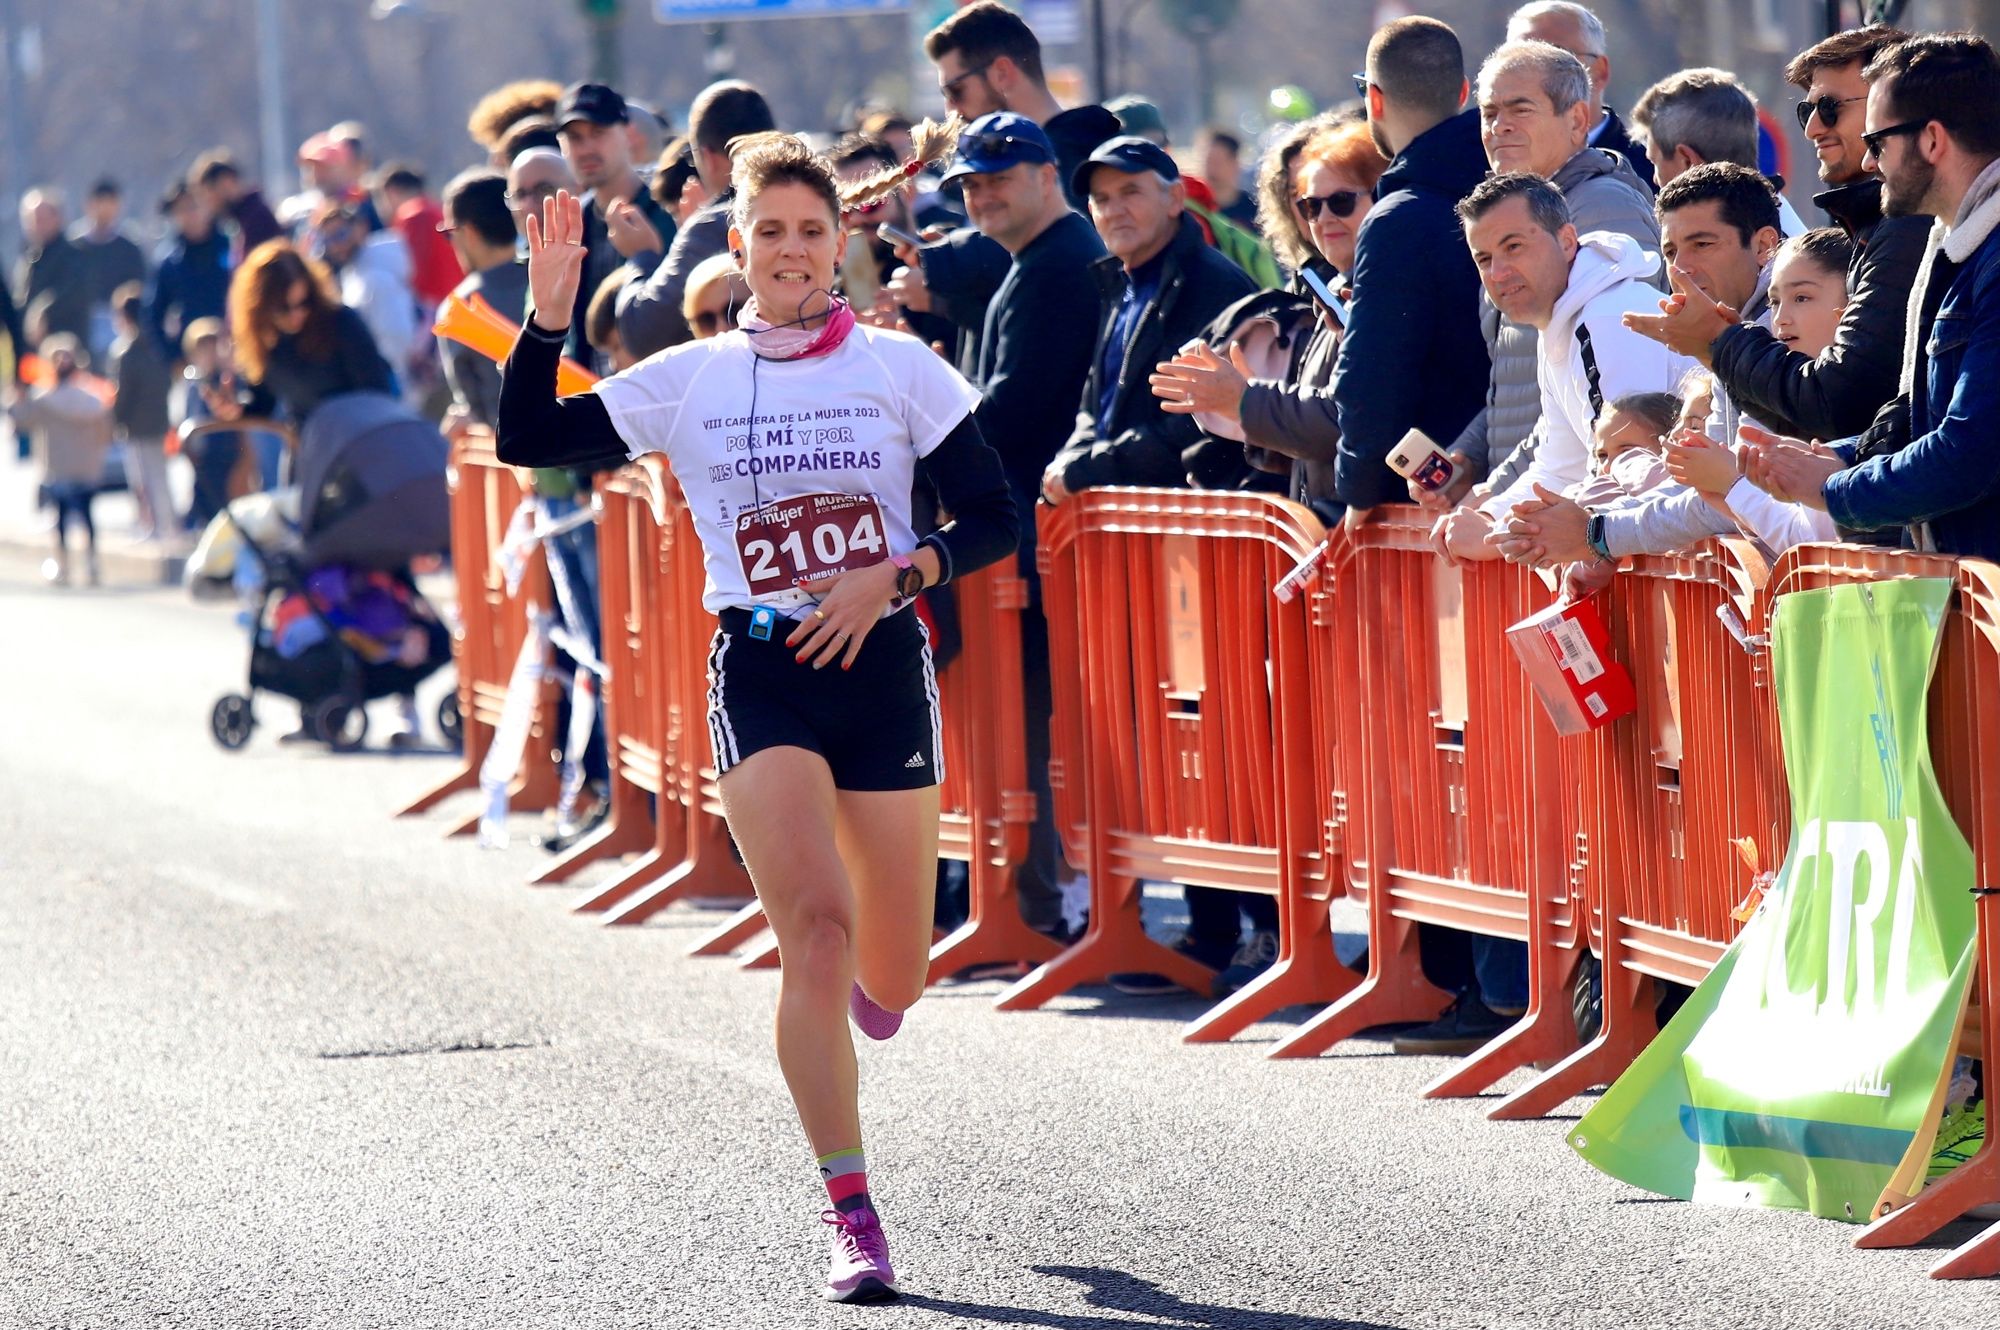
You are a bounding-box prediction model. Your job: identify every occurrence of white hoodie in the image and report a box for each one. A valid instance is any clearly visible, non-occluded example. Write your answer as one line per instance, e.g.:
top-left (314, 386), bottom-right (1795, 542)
top-left (340, 229), bottom-right (417, 372)
top-left (1482, 232), bottom-right (1694, 521)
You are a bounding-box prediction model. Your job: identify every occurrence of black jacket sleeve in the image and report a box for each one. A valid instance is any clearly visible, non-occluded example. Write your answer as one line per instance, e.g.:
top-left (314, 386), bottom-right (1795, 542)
top-left (972, 260), bottom-right (1104, 507)
top-left (916, 413), bottom-right (1019, 585)
top-left (921, 227), bottom-right (1012, 334)
top-left (335, 307), bottom-right (398, 399)
top-left (495, 320), bottom-right (632, 471)
top-left (1708, 214), bottom-right (1928, 441)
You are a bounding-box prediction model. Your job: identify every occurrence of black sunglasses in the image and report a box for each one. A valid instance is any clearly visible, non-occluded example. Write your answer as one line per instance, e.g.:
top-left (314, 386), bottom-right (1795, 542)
top-left (1294, 190), bottom-right (1362, 221)
top-left (1352, 71), bottom-right (1370, 100)
top-left (1861, 118), bottom-right (1929, 158)
top-left (692, 308), bottom-right (727, 336)
top-left (1794, 94), bottom-right (1866, 131)
top-left (941, 60), bottom-right (994, 105)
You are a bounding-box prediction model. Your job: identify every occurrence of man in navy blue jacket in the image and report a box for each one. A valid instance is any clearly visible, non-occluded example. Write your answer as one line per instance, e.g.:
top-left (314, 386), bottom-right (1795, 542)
top-left (1333, 16), bottom-right (1492, 522)
top-left (1748, 33), bottom-right (2000, 562)
top-left (147, 184), bottom-right (231, 362)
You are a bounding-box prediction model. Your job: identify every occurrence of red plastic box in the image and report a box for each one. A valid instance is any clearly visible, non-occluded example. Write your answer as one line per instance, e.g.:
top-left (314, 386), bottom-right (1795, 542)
top-left (1505, 595), bottom-right (1636, 735)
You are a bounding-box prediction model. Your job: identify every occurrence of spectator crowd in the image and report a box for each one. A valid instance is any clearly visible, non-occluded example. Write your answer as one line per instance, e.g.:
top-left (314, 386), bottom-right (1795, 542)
top-left (5, 3), bottom-right (1999, 1057)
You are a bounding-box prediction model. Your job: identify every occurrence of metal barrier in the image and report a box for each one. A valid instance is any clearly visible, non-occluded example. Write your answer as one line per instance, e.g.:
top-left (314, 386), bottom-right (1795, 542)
top-left (580, 457), bottom-right (751, 927)
top-left (1271, 510), bottom-right (1584, 1094)
top-left (1491, 538), bottom-right (1778, 1118)
top-left (995, 490), bottom-right (1357, 1040)
top-left (397, 426), bottom-right (561, 832)
top-left (530, 458), bottom-right (678, 888)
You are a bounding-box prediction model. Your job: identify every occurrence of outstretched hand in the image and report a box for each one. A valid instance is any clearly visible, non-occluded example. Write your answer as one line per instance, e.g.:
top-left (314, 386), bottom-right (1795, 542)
top-left (1621, 264), bottom-right (1739, 365)
top-left (525, 190), bottom-right (587, 333)
top-left (1151, 341), bottom-right (1251, 419)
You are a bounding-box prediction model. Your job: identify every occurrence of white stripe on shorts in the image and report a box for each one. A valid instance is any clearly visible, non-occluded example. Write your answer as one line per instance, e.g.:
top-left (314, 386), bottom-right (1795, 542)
top-left (706, 632), bottom-right (739, 770)
top-left (916, 616), bottom-right (943, 784)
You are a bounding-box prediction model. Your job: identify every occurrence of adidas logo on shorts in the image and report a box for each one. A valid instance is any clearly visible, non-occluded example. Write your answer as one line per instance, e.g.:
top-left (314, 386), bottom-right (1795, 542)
top-left (904, 753), bottom-right (925, 769)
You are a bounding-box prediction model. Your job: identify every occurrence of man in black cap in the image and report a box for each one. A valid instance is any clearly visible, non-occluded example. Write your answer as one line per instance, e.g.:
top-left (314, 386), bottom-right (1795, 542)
top-left (553, 81), bottom-right (677, 363)
top-left (1041, 137), bottom-right (1256, 501)
top-left (1039, 136), bottom-right (1267, 996)
top-left (947, 110), bottom-right (1106, 944)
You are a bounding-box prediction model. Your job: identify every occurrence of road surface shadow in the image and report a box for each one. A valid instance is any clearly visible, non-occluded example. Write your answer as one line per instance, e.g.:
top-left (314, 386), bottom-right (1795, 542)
top-left (901, 1264), bottom-right (1405, 1329)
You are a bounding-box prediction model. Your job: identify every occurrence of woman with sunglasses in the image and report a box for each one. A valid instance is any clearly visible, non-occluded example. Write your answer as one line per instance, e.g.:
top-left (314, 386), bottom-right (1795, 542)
top-left (679, 251), bottom-right (752, 340)
top-left (1152, 119), bottom-right (1387, 520)
top-left (496, 133), bottom-right (1017, 1304)
top-left (213, 239), bottom-right (396, 429)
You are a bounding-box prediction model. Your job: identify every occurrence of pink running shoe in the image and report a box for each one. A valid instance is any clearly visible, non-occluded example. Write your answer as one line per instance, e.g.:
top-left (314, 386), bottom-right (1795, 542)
top-left (849, 982), bottom-right (904, 1041)
top-left (821, 1206), bottom-right (897, 1303)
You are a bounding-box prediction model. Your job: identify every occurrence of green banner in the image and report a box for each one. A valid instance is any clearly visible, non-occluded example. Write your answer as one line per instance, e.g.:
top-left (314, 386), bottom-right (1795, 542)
top-left (1571, 578), bottom-right (1977, 1222)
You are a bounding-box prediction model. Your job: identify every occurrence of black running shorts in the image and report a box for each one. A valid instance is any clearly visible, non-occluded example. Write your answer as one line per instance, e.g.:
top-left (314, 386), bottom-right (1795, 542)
top-left (707, 606), bottom-right (942, 791)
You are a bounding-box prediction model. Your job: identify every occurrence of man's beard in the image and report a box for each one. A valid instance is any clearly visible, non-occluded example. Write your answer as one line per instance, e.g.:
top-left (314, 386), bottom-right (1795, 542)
top-left (1368, 117), bottom-right (1393, 161)
top-left (1882, 153), bottom-right (1936, 217)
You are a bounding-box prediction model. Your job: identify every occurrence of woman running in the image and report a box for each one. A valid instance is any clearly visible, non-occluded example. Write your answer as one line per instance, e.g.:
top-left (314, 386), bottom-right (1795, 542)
top-left (495, 133), bottom-right (1018, 1304)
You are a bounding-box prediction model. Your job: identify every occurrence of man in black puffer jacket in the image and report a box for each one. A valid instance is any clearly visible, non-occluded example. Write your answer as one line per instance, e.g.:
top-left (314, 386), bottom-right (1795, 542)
top-left (1041, 139), bottom-right (1259, 501)
top-left (1665, 26), bottom-right (1926, 442)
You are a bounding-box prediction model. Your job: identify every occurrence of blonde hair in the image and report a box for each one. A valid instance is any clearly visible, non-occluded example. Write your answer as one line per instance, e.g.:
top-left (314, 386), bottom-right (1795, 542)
top-left (682, 252), bottom-right (747, 325)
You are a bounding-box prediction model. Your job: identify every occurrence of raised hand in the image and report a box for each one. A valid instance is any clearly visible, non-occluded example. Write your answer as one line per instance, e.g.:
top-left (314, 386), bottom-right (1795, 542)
top-left (1620, 263), bottom-right (1740, 364)
top-left (525, 190), bottom-right (587, 333)
top-left (604, 198), bottom-right (663, 260)
top-left (1662, 427), bottom-right (1740, 495)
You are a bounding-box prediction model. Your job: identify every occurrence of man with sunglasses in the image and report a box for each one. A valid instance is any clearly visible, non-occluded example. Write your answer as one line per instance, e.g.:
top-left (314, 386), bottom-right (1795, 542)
top-left (901, 2), bottom-right (1120, 389)
top-left (1748, 33), bottom-right (2000, 563)
top-left (438, 169), bottom-right (525, 430)
top-left (1687, 25), bottom-right (1926, 445)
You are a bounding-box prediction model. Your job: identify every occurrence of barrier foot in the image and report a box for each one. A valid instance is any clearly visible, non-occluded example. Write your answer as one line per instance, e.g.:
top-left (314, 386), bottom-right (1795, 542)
top-left (573, 847), bottom-right (671, 914)
top-left (688, 901), bottom-right (769, 957)
top-left (1490, 955), bottom-right (1655, 1120)
top-left (1266, 938), bottom-right (1452, 1059)
top-left (992, 904), bottom-right (1214, 1012)
top-left (396, 764), bottom-right (477, 817)
top-left (1421, 994), bottom-right (1581, 1101)
top-left (1856, 1140), bottom-right (2000, 1250)
top-left (927, 915), bottom-right (1062, 987)
top-left (737, 933), bottom-right (782, 970)
top-left (1487, 1027), bottom-right (1635, 1120)
top-left (529, 812), bottom-right (652, 887)
top-left (1181, 931), bottom-right (1357, 1045)
top-left (1930, 1218), bottom-right (2000, 1280)
top-left (600, 822), bottom-right (750, 927)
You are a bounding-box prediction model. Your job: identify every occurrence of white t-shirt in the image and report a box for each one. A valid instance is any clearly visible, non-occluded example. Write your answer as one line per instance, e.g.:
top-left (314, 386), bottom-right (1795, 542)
top-left (592, 324), bottom-right (980, 615)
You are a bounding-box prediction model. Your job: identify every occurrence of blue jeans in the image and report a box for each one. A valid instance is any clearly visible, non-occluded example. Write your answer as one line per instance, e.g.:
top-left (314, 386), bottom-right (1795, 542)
top-left (1470, 936), bottom-right (1530, 1012)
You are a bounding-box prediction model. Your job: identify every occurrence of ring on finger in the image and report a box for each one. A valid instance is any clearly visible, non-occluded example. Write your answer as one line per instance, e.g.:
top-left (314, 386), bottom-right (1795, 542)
top-left (812, 609), bottom-right (828, 621)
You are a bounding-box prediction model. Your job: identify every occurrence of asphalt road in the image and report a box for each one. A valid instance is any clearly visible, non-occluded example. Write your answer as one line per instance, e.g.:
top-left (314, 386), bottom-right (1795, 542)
top-left (4, 564), bottom-right (1999, 1330)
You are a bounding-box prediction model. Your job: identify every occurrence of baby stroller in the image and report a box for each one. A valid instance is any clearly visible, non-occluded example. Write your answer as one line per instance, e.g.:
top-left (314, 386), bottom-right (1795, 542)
top-left (189, 392), bottom-right (457, 752)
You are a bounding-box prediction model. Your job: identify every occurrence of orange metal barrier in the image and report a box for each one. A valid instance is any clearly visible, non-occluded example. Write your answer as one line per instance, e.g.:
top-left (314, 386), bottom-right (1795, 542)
top-left (398, 426), bottom-right (561, 832)
top-left (527, 459), bottom-right (676, 887)
top-left (1271, 508), bottom-right (1586, 1092)
top-left (995, 489), bottom-right (1357, 1040)
top-left (577, 456), bottom-right (751, 926)
top-left (1492, 539), bottom-right (1778, 1118)
top-left (1748, 546), bottom-right (2000, 1281)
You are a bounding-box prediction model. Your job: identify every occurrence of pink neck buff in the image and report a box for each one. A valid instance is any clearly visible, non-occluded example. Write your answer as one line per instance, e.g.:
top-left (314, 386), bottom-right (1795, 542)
top-left (738, 294), bottom-right (856, 361)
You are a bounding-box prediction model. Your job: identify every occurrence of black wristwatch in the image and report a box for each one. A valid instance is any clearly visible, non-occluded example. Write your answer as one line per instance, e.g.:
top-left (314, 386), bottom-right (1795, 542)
top-left (1584, 513), bottom-right (1612, 562)
top-left (890, 553), bottom-right (925, 599)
